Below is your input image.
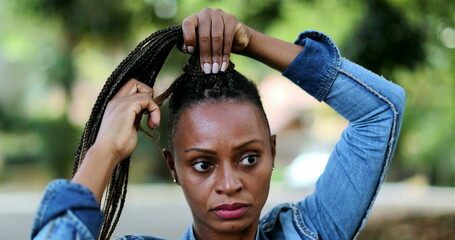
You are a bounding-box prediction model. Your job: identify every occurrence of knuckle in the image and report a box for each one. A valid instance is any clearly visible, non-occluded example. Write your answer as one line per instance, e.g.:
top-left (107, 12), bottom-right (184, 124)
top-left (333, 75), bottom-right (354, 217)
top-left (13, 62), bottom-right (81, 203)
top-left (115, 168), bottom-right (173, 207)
top-left (225, 14), bottom-right (236, 21)
top-left (140, 92), bottom-right (152, 99)
top-left (200, 52), bottom-right (211, 59)
top-left (211, 33), bottom-right (223, 43)
top-left (108, 98), bottom-right (119, 106)
top-left (198, 33), bottom-right (211, 42)
top-left (182, 15), bottom-right (197, 30)
top-left (201, 8), bottom-right (212, 14)
top-left (182, 17), bottom-right (193, 27)
top-left (224, 37), bottom-right (233, 46)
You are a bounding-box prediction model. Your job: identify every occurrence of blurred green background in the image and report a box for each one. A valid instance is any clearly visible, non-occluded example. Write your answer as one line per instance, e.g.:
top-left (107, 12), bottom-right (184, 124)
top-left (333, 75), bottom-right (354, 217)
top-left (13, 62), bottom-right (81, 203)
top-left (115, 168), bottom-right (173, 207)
top-left (0, 0), bottom-right (454, 188)
top-left (1, 0), bottom-right (455, 239)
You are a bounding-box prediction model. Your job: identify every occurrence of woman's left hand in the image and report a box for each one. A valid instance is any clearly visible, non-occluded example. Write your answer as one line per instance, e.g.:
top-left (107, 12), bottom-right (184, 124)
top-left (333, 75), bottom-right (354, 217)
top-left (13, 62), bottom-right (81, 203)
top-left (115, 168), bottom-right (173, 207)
top-left (181, 8), bottom-right (252, 74)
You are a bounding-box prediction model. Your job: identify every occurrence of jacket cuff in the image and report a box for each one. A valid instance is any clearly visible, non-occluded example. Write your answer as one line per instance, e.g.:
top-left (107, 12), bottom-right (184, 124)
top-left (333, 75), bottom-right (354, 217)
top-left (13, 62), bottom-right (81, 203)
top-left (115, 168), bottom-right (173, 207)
top-left (282, 30), bottom-right (341, 101)
top-left (31, 179), bottom-right (103, 238)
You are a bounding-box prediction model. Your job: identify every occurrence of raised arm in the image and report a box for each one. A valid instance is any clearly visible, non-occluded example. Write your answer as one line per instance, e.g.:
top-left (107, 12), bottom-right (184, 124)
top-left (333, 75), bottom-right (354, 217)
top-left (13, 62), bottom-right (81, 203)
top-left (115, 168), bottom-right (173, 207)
top-left (183, 8), bottom-right (406, 239)
top-left (283, 31), bottom-right (405, 239)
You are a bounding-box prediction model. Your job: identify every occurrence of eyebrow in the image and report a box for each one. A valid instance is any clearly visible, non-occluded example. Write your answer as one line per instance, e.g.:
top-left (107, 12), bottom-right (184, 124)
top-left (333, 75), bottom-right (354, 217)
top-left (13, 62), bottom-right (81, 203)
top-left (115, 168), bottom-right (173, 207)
top-left (232, 139), bottom-right (264, 151)
top-left (183, 139), bottom-right (264, 154)
top-left (183, 148), bottom-right (216, 155)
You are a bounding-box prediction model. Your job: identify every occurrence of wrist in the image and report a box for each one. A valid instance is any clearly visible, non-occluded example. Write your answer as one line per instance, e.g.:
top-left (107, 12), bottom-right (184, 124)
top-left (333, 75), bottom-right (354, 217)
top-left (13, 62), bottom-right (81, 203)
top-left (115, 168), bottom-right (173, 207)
top-left (239, 26), bottom-right (259, 58)
top-left (72, 146), bottom-right (120, 203)
top-left (239, 28), bottom-right (303, 72)
top-left (88, 142), bottom-right (123, 166)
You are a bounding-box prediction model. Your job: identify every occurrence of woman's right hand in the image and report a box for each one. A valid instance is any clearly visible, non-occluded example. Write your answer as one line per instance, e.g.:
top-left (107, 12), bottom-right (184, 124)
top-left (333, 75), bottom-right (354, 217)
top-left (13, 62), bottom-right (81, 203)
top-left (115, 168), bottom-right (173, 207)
top-left (73, 79), bottom-right (160, 202)
top-left (93, 78), bottom-right (160, 164)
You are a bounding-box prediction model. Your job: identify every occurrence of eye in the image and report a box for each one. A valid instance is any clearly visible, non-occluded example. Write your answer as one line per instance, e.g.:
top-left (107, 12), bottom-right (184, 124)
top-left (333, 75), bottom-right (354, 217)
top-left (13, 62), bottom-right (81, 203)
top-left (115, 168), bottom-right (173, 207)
top-left (240, 155), bottom-right (258, 166)
top-left (193, 161), bottom-right (212, 172)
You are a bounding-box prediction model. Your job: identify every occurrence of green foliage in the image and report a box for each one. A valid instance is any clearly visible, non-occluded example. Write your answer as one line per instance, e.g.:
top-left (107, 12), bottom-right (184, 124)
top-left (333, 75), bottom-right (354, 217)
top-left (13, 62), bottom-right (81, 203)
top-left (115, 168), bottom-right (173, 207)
top-left (1, 0), bottom-right (455, 186)
top-left (343, 0), bottom-right (425, 75)
top-left (34, 116), bottom-right (80, 178)
top-left (31, 0), bottom-right (135, 43)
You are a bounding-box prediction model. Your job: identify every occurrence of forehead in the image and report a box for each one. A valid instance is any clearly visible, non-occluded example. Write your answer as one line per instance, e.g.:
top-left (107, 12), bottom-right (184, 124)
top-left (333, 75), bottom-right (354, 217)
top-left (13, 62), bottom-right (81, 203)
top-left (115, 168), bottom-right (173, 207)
top-left (173, 100), bottom-right (269, 151)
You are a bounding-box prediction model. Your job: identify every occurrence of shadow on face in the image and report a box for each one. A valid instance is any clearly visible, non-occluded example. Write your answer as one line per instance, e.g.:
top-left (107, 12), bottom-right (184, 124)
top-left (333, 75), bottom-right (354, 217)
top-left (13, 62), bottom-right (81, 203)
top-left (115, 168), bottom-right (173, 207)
top-left (163, 100), bottom-right (276, 236)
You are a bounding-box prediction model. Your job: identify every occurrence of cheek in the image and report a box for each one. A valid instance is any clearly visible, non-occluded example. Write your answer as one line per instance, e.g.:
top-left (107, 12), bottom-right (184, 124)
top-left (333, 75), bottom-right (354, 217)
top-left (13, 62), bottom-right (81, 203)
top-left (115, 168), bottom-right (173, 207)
top-left (250, 167), bottom-right (272, 192)
top-left (248, 160), bottom-right (273, 199)
top-left (178, 166), bottom-right (213, 207)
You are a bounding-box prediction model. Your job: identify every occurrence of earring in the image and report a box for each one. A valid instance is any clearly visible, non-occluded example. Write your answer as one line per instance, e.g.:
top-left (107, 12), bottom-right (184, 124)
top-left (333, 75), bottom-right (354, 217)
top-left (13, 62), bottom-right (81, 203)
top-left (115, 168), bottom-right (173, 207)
top-left (272, 166), bottom-right (275, 171)
top-left (173, 179), bottom-right (177, 183)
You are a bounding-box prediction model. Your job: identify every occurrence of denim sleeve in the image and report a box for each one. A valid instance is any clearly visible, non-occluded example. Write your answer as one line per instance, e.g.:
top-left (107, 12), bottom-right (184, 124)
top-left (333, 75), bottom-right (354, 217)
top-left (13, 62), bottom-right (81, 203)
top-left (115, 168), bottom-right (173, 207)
top-left (31, 179), bottom-right (103, 240)
top-left (283, 31), bottom-right (406, 239)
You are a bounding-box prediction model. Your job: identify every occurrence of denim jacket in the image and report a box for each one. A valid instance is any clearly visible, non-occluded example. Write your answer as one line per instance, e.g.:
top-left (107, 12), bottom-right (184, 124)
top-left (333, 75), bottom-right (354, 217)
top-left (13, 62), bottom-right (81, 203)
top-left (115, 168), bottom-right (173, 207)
top-left (31, 30), bottom-right (406, 240)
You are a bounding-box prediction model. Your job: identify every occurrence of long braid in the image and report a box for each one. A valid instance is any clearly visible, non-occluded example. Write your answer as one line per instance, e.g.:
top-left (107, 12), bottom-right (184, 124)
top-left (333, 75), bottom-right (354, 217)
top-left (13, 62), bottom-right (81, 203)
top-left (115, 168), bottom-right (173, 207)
top-left (73, 28), bottom-right (174, 177)
top-left (72, 25), bottom-right (183, 240)
top-left (72, 24), bottom-right (271, 240)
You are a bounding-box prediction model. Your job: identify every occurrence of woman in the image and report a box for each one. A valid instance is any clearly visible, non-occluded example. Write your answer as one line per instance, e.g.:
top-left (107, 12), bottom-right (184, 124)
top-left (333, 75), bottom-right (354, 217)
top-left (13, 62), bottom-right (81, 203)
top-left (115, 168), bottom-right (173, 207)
top-left (31, 8), bottom-right (405, 240)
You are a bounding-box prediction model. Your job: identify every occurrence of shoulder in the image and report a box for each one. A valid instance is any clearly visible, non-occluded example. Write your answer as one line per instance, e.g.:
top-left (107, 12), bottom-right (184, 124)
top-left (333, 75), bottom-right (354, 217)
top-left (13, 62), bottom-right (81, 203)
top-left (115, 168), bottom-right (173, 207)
top-left (258, 202), bottom-right (319, 240)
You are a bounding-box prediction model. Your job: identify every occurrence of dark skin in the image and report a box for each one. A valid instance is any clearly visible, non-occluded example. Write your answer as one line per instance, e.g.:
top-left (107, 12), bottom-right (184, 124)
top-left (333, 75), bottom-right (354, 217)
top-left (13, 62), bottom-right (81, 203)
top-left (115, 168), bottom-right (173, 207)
top-left (72, 8), bottom-right (303, 240)
top-left (164, 101), bottom-right (276, 240)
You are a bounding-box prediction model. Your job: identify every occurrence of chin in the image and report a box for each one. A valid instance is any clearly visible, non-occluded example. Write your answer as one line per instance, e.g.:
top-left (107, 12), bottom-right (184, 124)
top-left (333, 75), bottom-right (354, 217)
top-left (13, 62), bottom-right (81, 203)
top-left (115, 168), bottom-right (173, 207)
top-left (212, 218), bottom-right (256, 233)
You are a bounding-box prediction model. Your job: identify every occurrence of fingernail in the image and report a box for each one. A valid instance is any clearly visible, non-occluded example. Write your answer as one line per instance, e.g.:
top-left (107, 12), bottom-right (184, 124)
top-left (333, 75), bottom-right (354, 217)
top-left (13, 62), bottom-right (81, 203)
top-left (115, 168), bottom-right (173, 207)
top-left (203, 63), bottom-right (211, 74)
top-left (187, 46), bottom-right (194, 54)
top-left (212, 62), bottom-right (219, 74)
top-left (221, 62), bottom-right (227, 72)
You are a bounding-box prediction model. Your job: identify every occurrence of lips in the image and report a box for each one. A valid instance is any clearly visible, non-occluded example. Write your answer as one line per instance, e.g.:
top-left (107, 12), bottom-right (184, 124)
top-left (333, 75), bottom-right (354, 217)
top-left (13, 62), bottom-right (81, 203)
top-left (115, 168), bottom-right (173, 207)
top-left (211, 203), bottom-right (250, 220)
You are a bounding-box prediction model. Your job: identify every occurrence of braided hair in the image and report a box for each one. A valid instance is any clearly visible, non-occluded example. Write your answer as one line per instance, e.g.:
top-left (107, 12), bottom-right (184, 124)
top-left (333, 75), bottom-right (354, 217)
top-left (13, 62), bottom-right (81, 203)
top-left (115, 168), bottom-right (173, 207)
top-left (74, 25), bottom-right (270, 240)
top-left (73, 26), bottom-right (183, 240)
top-left (163, 55), bottom-right (270, 151)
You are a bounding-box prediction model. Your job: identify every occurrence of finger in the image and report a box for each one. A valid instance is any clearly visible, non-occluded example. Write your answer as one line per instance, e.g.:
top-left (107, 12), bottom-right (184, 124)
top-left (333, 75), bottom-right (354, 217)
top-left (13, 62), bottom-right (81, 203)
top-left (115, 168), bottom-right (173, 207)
top-left (198, 10), bottom-right (212, 74)
top-left (222, 18), bottom-right (236, 72)
top-left (211, 12), bottom-right (224, 74)
top-left (112, 78), bottom-right (153, 100)
top-left (112, 79), bottom-right (142, 99)
top-left (182, 14), bottom-right (197, 54)
top-left (135, 81), bottom-right (154, 96)
top-left (126, 93), bottom-right (161, 128)
top-left (147, 111), bottom-right (159, 130)
top-left (145, 98), bottom-right (160, 129)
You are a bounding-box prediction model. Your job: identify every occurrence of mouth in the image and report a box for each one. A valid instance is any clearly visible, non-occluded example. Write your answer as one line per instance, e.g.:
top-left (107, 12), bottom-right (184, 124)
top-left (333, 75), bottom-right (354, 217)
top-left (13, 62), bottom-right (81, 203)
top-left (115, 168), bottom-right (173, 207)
top-left (211, 203), bottom-right (250, 220)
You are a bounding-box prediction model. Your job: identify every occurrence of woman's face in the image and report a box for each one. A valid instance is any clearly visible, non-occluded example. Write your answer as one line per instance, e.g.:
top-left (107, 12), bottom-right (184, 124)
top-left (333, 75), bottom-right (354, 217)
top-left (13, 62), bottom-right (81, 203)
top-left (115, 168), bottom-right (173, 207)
top-left (167, 100), bottom-right (276, 236)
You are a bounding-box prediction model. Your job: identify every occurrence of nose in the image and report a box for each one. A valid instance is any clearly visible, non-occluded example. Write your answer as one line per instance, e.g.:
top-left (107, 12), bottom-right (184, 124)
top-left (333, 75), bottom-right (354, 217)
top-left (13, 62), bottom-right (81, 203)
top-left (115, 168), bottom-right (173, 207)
top-left (214, 163), bottom-right (242, 195)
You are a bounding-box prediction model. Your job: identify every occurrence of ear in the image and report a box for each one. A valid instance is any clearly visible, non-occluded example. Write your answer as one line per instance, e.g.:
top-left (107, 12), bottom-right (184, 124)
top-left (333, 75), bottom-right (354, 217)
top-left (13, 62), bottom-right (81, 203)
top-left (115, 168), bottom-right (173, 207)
top-left (162, 148), bottom-right (179, 184)
top-left (270, 134), bottom-right (277, 165)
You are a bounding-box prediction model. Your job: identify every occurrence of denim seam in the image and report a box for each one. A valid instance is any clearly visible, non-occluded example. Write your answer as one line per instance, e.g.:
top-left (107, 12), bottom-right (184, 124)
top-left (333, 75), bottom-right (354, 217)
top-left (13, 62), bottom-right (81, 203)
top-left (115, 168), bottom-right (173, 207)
top-left (290, 203), bottom-right (319, 240)
top-left (67, 210), bottom-right (96, 240)
top-left (260, 203), bottom-right (318, 239)
top-left (295, 30), bottom-right (341, 101)
top-left (43, 219), bottom-right (56, 239)
top-left (338, 69), bottom-right (399, 239)
top-left (259, 203), bottom-right (283, 232)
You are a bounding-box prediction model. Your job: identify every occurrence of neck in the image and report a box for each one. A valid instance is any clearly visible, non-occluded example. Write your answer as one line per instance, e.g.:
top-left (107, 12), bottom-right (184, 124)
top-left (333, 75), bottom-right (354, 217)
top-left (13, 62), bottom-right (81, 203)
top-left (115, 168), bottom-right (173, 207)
top-left (193, 219), bottom-right (258, 240)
